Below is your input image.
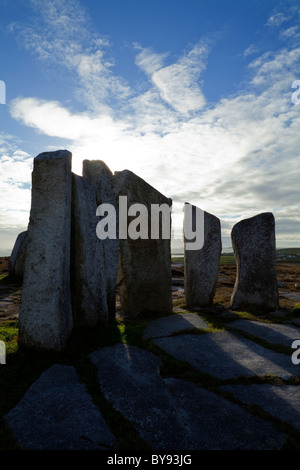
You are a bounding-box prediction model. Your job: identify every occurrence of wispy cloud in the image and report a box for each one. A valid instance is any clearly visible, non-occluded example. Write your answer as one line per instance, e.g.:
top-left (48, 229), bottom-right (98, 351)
top-left (243, 44), bottom-right (260, 58)
top-left (4, 0), bottom-right (300, 251)
top-left (10, 0), bottom-right (131, 113)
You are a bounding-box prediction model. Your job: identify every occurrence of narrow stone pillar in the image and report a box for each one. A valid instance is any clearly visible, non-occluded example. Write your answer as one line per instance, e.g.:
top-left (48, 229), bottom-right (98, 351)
top-left (82, 160), bottom-right (119, 321)
top-left (8, 230), bottom-right (28, 279)
top-left (19, 150), bottom-right (73, 352)
top-left (184, 206), bottom-right (222, 308)
top-left (114, 170), bottom-right (173, 317)
top-left (230, 212), bottom-right (279, 311)
top-left (71, 173), bottom-right (108, 326)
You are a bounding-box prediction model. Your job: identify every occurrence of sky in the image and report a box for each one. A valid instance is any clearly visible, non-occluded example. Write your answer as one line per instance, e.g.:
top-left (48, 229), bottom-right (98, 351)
top-left (0, 0), bottom-right (299, 256)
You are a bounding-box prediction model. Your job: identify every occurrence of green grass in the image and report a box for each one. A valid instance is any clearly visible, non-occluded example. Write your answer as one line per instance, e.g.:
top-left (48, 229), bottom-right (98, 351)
top-left (292, 303), bottom-right (300, 314)
top-left (219, 254), bottom-right (236, 265)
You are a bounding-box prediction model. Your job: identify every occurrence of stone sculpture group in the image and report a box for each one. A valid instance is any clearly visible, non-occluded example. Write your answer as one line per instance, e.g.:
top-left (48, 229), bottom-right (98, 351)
top-left (9, 150), bottom-right (279, 352)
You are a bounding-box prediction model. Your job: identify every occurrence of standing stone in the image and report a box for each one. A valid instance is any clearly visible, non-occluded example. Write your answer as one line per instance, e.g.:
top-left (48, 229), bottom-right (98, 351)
top-left (71, 173), bottom-right (108, 326)
top-left (184, 205), bottom-right (222, 308)
top-left (8, 230), bottom-right (28, 279)
top-left (19, 150), bottom-right (73, 352)
top-left (82, 160), bottom-right (119, 321)
top-left (230, 212), bottom-right (279, 311)
top-left (114, 170), bottom-right (172, 317)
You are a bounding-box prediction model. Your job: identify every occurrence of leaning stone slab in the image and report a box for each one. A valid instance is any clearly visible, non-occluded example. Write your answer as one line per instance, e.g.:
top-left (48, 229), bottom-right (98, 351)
top-left (4, 364), bottom-right (117, 450)
top-left (142, 313), bottom-right (208, 340)
top-left (19, 150), bottom-right (73, 351)
top-left (71, 173), bottom-right (108, 325)
top-left (184, 206), bottom-right (222, 308)
top-left (83, 160), bottom-right (119, 320)
top-left (153, 331), bottom-right (299, 380)
top-left (229, 319), bottom-right (300, 347)
top-left (89, 344), bottom-right (284, 449)
top-left (89, 343), bottom-right (184, 449)
top-left (221, 384), bottom-right (300, 433)
top-left (114, 170), bottom-right (172, 317)
top-left (230, 212), bottom-right (279, 311)
top-left (8, 231), bottom-right (28, 279)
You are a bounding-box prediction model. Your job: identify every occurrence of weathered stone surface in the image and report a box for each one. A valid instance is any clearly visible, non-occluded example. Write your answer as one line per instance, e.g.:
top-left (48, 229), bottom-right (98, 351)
top-left (8, 231), bottom-right (28, 279)
top-left (82, 160), bottom-right (119, 321)
top-left (71, 173), bottom-right (108, 326)
top-left (229, 319), bottom-right (300, 347)
top-left (142, 312), bottom-right (208, 339)
top-left (164, 378), bottom-right (284, 450)
top-left (114, 170), bottom-right (172, 317)
top-left (4, 364), bottom-right (117, 450)
top-left (90, 343), bottom-right (183, 449)
top-left (153, 331), bottom-right (299, 380)
top-left (90, 344), bottom-right (284, 450)
top-left (184, 206), bottom-right (222, 308)
top-left (18, 150), bottom-right (73, 352)
top-left (221, 384), bottom-right (300, 433)
top-left (230, 212), bottom-right (279, 311)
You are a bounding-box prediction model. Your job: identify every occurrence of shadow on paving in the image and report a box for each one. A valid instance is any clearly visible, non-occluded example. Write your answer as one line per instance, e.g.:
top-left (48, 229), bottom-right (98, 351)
top-left (152, 328), bottom-right (299, 381)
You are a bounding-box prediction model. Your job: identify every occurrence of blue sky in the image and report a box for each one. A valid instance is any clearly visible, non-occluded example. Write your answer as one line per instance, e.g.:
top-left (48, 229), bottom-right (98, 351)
top-left (0, 0), bottom-right (299, 255)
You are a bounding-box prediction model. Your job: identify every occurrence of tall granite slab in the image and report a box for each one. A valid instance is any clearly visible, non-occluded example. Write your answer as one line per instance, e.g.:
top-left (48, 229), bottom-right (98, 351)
top-left (230, 212), bottom-right (279, 311)
top-left (114, 170), bottom-right (172, 317)
top-left (184, 206), bottom-right (222, 308)
top-left (18, 150), bottom-right (73, 352)
top-left (82, 160), bottom-right (119, 321)
top-left (8, 230), bottom-right (28, 279)
top-left (70, 173), bottom-right (108, 326)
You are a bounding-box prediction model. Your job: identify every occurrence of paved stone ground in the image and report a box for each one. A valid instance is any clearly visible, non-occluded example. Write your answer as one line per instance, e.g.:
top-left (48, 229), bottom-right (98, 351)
top-left (3, 313), bottom-right (300, 450)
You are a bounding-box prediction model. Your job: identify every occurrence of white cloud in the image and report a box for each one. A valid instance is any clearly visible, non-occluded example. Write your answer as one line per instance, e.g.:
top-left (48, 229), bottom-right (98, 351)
top-left (280, 25), bottom-right (300, 40)
top-left (266, 12), bottom-right (292, 27)
top-left (243, 44), bottom-right (259, 57)
top-left (134, 46), bottom-right (169, 75)
top-left (3, 0), bottom-right (300, 254)
top-left (135, 41), bottom-right (210, 114)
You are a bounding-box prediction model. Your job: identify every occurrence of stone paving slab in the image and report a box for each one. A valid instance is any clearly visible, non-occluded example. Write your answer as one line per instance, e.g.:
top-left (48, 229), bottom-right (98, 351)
top-left (4, 364), bottom-right (117, 450)
top-left (90, 344), bottom-right (284, 450)
top-left (164, 378), bottom-right (284, 450)
top-left (90, 343), bottom-right (184, 450)
top-left (228, 319), bottom-right (300, 347)
top-left (153, 331), bottom-right (299, 380)
top-left (221, 385), bottom-right (300, 433)
top-left (142, 313), bottom-right (208, 339)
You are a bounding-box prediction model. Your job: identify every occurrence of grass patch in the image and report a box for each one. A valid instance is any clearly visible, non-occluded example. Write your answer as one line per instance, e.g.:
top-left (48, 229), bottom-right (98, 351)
top-left (0, 274), bottom-right (10, 285)
top-left (292, 303), bottom-right (300, 315)
top-left (220, 255), bottom-right (236, 265)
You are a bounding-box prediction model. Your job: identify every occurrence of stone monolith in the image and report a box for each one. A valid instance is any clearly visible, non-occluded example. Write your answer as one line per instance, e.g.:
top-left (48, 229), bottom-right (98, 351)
top-left (184, 205), bottom-right (222, 308)
top-left (114, 170), bottom-right (173, 317)
top-left (82, 160), bottom-right (119, 321)
top-left (18, 150), bottom-right (73, 352)
top-left (230, 212), bottom-right (279, 311)
top-left (70, 173), bottom-right (108, 326)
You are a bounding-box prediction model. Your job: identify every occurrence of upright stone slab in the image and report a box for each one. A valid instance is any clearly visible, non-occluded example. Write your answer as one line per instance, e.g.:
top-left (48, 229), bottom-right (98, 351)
top-left (230, 212), bottom-right (279, 311)
top-left (184, 206), bottom-right (222, 308)
top-left (19, 150), bottom-right (73, 352)
top-left (8, 230), bottom-right (28, 279)
top-left (114, 170), bottom-right (172, 317)
top-left (71, 173), bottom-right (108, 326)
top-left (82, 160), bottom-right (119, 321)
